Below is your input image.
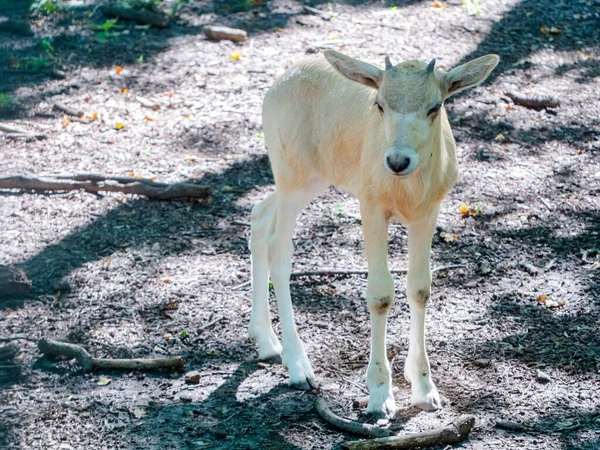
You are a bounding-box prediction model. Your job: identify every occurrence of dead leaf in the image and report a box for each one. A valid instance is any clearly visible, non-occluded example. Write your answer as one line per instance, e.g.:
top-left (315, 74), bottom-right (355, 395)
top-left (115, 65), bottom-right (123, 74)
top-left (440, 231), bottom-right (459, 242)
top-left (97, 377), bottom-right (112, 386)
top-left (540, 25), bottom-right (549, 34)
top-left (144, 116), bottom-right (153, 121)
top-left (121, 87), bottom-right (128, 94)
top-left (431, 0), bottom-right (446, 9)
top-left (577, 50), bottom-right (594, 61)
top-left (115, 122), bottom-right (126, 130)
top-left (549, 27), bottom-right (562, 35)
top-left (230, 50), bottom-right (242, 60)
top-left (62, 115), bottom-right (71, 129)
top-left (83, 111), bottom-right (98, 120)
top-left (162, 278), bottom-right (172, 283)
top-left (459, 203), bottom-right (470, 217)
top-left (166, 301), bottom-right (177, 309)
top-left (496, 133), bottom-right (506, 142)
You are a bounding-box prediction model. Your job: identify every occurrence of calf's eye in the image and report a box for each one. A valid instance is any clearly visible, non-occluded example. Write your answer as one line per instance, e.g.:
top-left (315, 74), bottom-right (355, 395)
top-left (427, 104), bottom-right (441, 115)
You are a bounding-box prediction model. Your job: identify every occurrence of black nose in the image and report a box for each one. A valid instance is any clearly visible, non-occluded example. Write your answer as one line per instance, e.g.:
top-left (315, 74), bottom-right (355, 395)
top-left (387, 156), bottom-right (411, 174)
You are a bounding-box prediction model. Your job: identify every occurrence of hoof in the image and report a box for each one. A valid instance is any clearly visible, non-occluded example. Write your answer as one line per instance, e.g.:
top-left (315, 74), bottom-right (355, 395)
top-left (290, 376), bottom-right (318, 391)
top-left (411, 390), bottom-right (442, 411)
top-left (366, 385), bottom-right (397, 420)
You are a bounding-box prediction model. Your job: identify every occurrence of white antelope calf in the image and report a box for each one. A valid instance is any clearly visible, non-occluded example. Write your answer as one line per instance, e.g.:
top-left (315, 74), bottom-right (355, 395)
top-left (249, 50), bottom-right (499, 418)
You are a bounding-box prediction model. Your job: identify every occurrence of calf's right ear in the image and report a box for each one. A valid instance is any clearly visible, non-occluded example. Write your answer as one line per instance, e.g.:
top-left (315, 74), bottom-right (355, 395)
top-left (324, 50), bottom-right (383, 89)
top-left (444, 54), bottom-right (500, 98)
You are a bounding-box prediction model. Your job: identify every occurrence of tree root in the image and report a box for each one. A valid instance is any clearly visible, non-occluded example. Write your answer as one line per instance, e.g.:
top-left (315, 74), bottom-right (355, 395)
top-left (38, 338), bottom-right (184, 373)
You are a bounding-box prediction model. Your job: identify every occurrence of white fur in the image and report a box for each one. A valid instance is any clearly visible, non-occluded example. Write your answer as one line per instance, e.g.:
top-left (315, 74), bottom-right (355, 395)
top-left (249, 50), bottom-right (499, 418)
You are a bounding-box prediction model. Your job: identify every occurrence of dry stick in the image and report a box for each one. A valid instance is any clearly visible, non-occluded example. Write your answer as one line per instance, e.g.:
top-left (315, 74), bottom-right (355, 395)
top-left (232, 265), bottom-right (464, 291)
top-left (504, 92), bottom-right (560, 110)
top-left (0, 175), bottom-right (211, 200)
top-left (53, 103), bottom-right (83, 118)
top-left (315, 397), bottom-right (394, 439)
top-left (38, 338), bottom-right (184, 373)
top-left (48, 173), bottom-right (164, 186)
top-left (198, 315), bottom-right (226, 332)
top-left (0, 123), bottom-right (46, 140)
top-left (291, 264), bottom-right (465, 278)
top-left (100, 5), bottom-right (170, 28)
top-left (341, 415), bottom-right (476, 450)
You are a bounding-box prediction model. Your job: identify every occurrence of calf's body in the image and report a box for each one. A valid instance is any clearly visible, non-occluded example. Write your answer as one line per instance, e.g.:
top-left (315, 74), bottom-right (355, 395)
top-left (249, 51), bottom-right (498, 418)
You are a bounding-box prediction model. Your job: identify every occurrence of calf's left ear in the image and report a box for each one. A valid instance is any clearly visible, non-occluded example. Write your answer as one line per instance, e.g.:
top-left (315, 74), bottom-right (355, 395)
top-left (444, 54), bottom-right (499, 98)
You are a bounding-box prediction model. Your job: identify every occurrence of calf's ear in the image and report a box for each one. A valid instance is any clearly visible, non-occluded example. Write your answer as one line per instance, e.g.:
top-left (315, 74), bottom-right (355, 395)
top-left (324, 50), bottom-right (383, 89)
top-left (444, 54), bottom-right (499, 98)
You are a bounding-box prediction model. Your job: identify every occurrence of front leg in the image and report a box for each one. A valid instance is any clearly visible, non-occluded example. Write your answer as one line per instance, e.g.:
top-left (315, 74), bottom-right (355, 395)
top-left (360, 198), bottom-right (396, 419)
top-left (404, 205), bottom-right (442, 411)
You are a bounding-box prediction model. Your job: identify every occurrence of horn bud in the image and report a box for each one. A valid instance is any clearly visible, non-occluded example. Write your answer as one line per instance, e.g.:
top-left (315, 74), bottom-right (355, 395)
top-left (385, 56), bottom-right (394, 72)
top-left (426, 58), bottom-right (436, 73)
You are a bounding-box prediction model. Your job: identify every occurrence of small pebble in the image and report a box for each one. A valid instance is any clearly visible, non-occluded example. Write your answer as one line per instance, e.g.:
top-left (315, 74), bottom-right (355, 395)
top-left (185, 371), bottom-right (200, 385)
top-left (535, 370), bottom-right (552, 383)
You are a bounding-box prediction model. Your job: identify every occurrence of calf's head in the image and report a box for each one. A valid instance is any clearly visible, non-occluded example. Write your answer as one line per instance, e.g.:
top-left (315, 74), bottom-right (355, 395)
top-left (324, 51), bottom-right (499, 177)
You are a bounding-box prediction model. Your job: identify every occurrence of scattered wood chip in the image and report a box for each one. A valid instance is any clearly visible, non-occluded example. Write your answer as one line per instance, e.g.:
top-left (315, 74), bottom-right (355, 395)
top-left (521, 262), bottom-right (541, 276)
top-left (136, 96), bottom-right (160, 110)
top-left (203, 25), bottom-right (247, 43)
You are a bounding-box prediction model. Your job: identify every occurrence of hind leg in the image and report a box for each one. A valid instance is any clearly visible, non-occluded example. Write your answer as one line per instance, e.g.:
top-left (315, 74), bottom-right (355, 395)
top-left (249, 193), bottom-right (282, 362)
top-left (269, 183), bottom-right (326, 389)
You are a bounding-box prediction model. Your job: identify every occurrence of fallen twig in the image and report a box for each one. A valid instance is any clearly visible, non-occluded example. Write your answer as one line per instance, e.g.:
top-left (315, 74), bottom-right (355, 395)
top-left (203, 25), bottom-right (247, 43)
top-left (100, 5), bottom-right (170, 28)
top-left (232, 280), bottom-right (251, 291)
top-left (0, 174), bottom-right (211, 200)
top-left (291, 264), bottom-right (465, 278)
top-left (303, 5), bottom-right (333, 20)
top-left (504, 92), bottom-right (560, 110)
top-left (341, 415), bottom-right (476, 449)
top-left (231, 265), bottom-right (464, 291)
top-left (38, 338), bottom-right (184, 372)
top-left (315, 397), bottom-right (394, 438)
top-left (0, 123), bottom-right (47, 140)
top-left (53, 103), bottom-right (83, 118)
top-left (198, 315), bottom-right (226, 332)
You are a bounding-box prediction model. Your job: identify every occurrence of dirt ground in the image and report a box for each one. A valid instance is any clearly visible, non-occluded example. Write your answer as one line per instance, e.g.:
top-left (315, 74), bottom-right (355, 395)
top-left (1, 0), bottom-right (599, 449)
